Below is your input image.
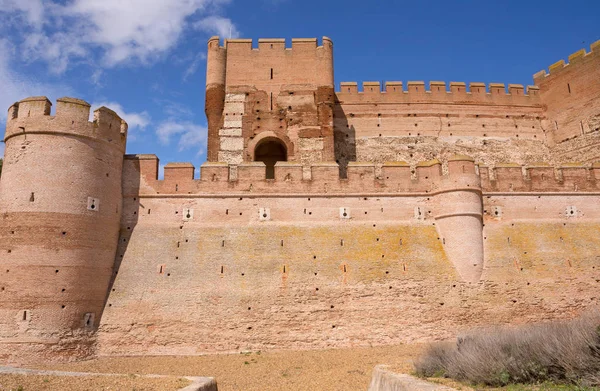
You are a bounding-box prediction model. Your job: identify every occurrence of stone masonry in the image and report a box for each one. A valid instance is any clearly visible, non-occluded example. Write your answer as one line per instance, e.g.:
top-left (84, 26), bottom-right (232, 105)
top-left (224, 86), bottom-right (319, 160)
top-left (0, 36), bottom-right (599, 363)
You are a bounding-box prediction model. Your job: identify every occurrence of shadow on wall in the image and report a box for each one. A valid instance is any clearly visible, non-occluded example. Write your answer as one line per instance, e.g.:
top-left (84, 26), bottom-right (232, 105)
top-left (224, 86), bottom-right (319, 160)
top-left (333, 103), bottom-right (356, 179)
top-left (100, 158), bottom-right (141, 325)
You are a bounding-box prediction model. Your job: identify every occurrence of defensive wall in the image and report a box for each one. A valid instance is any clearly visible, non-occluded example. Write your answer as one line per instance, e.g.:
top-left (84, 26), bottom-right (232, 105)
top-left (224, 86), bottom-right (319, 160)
top-left (0, 36), bottom-right (599, 362)
top-left (95, 154), bottom-right (600, 356)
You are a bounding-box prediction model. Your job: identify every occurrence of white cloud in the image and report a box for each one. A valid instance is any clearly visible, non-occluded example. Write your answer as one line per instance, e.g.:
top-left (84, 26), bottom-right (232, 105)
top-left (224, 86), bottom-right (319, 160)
top-left (91, 101), bottom-right (150, 141)
top-left (0, 38), bottom-right (73, 122)
top-left (194, 15), bottom-right (240, 39)
top-left (183, 52), bottom-right (207, 81)
top-left (156, 120), bottom-right (207, 156)
top-left (0, 0), bottom-right (44, 28)
top-left (0, 38), bottom-right (73, 159)
top-left (1, 0), bottom-right (237, 71)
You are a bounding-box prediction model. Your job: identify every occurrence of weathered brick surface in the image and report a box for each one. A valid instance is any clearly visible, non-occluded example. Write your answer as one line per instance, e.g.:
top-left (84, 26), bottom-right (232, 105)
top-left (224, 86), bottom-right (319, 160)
top-left (1, 37), bottom-right (600, 362)
top-left (0, 98), bottom-right (126, 363)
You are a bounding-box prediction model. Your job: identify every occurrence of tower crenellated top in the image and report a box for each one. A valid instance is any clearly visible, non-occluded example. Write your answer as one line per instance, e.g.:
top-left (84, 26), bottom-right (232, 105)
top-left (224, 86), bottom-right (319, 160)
top-left (533, 39), bottom-right (600, 83)
top-left (206, 36), bottom-right (334, 91)
top-left (5, 96), bottom-right (128, 151)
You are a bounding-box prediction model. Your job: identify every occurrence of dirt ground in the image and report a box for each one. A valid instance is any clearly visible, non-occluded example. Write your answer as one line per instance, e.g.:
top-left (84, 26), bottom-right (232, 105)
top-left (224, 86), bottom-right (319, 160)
top-left (29, 344), bottom-right (425, 391)
top-left (0, 373), bottom-right (191, 391)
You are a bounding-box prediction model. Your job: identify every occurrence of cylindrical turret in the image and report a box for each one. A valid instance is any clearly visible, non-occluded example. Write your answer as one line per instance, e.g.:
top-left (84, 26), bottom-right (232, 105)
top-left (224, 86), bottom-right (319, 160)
top-left (205, 36), bottom-right (227, 162)
top-left (319, 36), bottom-right (335, 87)
top-left (434, 156), bottom-right (484, 283)
top-left (0, 96), bottom-right (127, 363)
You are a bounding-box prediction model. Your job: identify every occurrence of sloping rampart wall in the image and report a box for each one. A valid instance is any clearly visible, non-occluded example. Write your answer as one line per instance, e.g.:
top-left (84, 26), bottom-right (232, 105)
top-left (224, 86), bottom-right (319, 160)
top-left (96, 156), bottom-right (600, 355)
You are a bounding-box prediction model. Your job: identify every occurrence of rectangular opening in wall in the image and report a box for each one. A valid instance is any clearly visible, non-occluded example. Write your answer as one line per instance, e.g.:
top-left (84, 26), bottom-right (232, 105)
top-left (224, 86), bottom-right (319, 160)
top-left (270, 68), bottom-right (273, 80)
top-left (83, 312), bottom-right (95, 329)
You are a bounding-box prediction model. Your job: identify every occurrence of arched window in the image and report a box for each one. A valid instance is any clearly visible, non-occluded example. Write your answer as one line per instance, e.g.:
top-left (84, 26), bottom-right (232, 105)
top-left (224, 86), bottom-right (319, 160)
top-left (254, 138), bottom-right (287, 179)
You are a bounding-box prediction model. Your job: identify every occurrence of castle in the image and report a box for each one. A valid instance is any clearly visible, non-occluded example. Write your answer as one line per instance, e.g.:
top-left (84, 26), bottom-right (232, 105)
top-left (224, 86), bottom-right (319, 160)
top-left (1, 36), bottom-right (599, 363)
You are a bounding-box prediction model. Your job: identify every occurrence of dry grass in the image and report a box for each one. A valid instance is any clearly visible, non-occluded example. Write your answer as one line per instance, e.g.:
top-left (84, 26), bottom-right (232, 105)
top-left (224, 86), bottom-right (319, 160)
top-left (415, 311), bottom-right (600, 387)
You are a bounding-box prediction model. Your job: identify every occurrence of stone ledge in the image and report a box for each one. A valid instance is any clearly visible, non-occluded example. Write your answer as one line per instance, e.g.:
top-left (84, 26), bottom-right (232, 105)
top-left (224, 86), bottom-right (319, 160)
top-left (368, 365), bottom-right (457, 391)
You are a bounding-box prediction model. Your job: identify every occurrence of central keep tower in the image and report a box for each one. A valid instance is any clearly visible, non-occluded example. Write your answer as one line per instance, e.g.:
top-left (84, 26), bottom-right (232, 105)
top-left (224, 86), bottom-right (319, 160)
top-left (205, 36), bottom-right (335, 178)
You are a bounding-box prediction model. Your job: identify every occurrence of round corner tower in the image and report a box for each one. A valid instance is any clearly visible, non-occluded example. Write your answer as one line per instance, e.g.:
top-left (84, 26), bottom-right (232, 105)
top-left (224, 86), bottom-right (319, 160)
top-left (0, 96), bottom-right (128, 363)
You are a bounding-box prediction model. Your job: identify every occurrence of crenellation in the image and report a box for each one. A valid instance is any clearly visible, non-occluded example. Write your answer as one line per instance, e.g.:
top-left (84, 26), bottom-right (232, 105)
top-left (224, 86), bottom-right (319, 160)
top-left (55, 97), bottom-right (91, 123)
top-left (429, 81), bottom-right (446, 92)
top-left (7, 102), bottom-right (18, 120)
top-left (237, 161), bottom-right (267, 181)
top-left (4, 97), bottom-right (127, 149)
top-left (291, 37), bottom-right (318, 51)
top-left (257, 38), bottom-right (286, 51)
top-left (508, 84), bottom-right (524, 95)
top-left (346, 162), bottom-right (376, 182)
top-left (274, 161), bottom-right (303, 182)
top-left (220, 37), bottom-right (331, 52)
top-left (449, 81), bottom-right (466, 93)
top-left (489, 83), bottom-right (506, 95)
top-left (164, 163), bottom-right (195, 183)
top-left (200, 162), bottom-right (229, 182)
top-left (15, 96), bottom-right (51, 118)
top-left (559, 165), bottom-right (591, 189)
top-left (363, 81), bottom-right (381, 93)
top-left (310, 162), bottom-right (339, 182)
top-left (469, 82), bottom-right (486, 94)
top-left (548, 59), bottom-right (566, 75)
top-left (335, 80), bottom-right (540, 103)
top-left (568, 49), bottom-right (587, 64)
top-left (121, 155), bottom-right (600, 196)
top-left (534, 39), bottom-right (600, 82)
top-left (340, 82), bottom-right (359, 94)
top-left (224, 38), bottom-right (253, 52)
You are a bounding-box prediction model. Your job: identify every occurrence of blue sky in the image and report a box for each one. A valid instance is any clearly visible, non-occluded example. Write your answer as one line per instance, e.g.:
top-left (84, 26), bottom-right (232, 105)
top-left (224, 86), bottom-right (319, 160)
top-left (0, 0), bottom-right (598, 176)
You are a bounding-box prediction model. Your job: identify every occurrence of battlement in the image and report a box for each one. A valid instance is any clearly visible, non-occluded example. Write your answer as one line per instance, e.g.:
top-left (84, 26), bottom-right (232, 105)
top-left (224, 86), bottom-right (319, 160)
top-left (4, 96), bottom-right (128, 150)
top-left (123, 155), bottom-right (600, 196)
top-left (336, 81), bottom-right (540, 106)
top-left (207, 36), bottom-right (335, 91)
top-left (480, 163), bottom-right (600, 192)
top-left (533, 39), bottom-right (600, 83)
top-left (208, 36), bottom-right (333, 52)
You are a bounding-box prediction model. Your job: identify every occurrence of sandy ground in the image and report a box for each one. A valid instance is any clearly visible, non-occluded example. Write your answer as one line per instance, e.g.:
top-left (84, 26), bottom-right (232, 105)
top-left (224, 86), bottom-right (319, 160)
top-left (0, 373), bottom-right (191, 391)
top-left (28, 344), bottom-right (426, 391)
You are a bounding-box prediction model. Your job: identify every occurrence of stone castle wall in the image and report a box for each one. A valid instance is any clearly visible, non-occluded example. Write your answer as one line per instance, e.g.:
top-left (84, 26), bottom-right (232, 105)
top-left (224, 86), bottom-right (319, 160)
top-left (0, 37), bottom-right (600, 362)
top-left (95, 155), bottom-right (600, 356)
